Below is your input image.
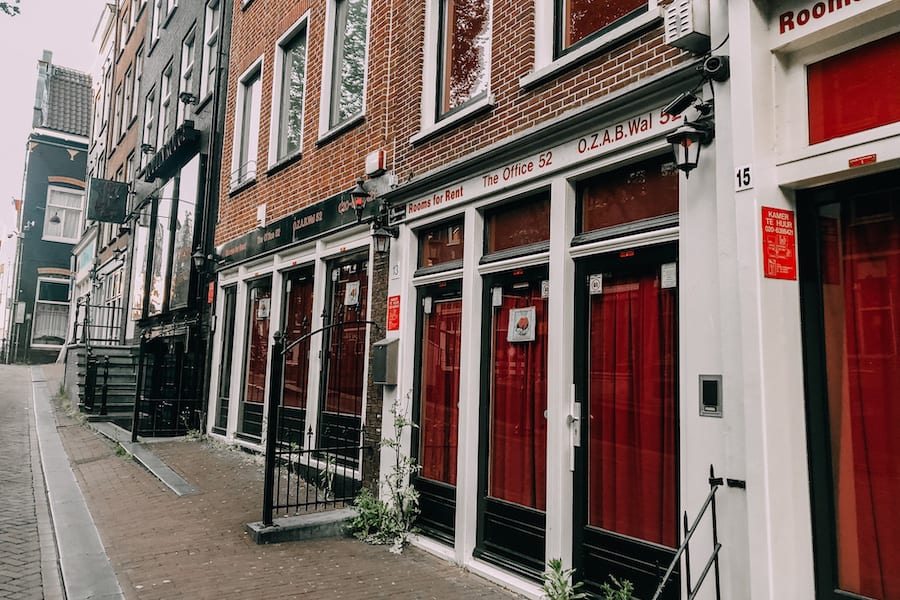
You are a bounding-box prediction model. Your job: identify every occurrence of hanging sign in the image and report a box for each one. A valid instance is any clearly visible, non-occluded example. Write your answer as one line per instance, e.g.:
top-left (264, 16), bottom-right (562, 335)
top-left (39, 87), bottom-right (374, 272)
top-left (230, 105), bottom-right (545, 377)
top-left (387, 295), bottom-right (400, 330)
top-left (507, 306), bottom-right (536, 342)
top-left (762, 206), bottom-right (797, 280)
top-left (344, 281), bottom-right (361, 306)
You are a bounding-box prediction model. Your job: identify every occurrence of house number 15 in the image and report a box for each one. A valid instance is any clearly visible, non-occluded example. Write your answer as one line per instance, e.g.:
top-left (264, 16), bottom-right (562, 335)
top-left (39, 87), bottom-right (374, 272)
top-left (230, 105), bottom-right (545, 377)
top-left (735, 164), bottom-right (753, 191)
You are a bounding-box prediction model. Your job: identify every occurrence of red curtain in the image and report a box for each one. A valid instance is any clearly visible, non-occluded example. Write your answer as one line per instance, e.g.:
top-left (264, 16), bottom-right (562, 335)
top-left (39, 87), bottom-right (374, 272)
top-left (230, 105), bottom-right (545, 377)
top-left (244, 285), bottom-right (271, 405)
top-left (587, 272), bottom-right (677, 547)
top-left (489, 287), bottom-right (548, 510)
top-left (324, 262), bottom-right (368, 415)
top-left (420, 298), bottom-right (462, 485)
top-left (283, 276), bottom-right (314, 409)
top-left (820, 204), bottom-right (900, 599)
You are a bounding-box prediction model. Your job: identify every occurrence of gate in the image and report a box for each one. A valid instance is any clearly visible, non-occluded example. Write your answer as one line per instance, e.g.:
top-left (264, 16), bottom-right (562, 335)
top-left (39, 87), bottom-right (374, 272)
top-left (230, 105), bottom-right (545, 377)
top-left (261, 321), bottom-right (380, 526)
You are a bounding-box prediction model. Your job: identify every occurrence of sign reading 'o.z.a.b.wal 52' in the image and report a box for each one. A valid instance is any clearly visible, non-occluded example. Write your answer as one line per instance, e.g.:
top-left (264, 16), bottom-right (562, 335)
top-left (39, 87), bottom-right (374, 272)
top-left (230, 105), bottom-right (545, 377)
top-left (406, 108), bottom-right (683, 219)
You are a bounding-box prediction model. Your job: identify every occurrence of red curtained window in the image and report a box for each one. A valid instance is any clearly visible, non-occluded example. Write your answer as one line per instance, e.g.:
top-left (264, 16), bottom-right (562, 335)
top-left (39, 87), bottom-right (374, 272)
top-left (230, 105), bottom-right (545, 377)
top-left (324, 261), bottom-right (369, 415)
top-left (819, 198), bottom-right (900, 598)
top-left (561, 0), bottom-right (645, 49)
top-left (587, 270), bottom-right (677, 547)
top-left (489, 283), bottom-right (548, 510)
top-left (244, 283), bottom-right (272, 405)
top-left (283, 274), bottom-right (314, 409)
top-left (419, 298), bottom-right (462, 484)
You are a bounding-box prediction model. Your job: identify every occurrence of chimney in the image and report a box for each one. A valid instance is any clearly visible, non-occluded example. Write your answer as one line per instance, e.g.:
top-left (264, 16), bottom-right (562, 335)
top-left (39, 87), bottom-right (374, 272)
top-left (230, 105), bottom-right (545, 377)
top-left (32, 50), bottom-right (53, 128)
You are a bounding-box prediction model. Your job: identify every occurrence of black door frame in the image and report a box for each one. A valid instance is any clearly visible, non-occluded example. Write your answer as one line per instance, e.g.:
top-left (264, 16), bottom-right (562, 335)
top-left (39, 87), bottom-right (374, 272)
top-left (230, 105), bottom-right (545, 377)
top-left (572, 241), bottom-right (680, 599)
top-left (237, 275), bottom-right (273, 440)
top-left (410, 279), bottom-right (463, 544)
top-left (474, 264), bottom-right (549, 581)
top-left (797, 169), bottom-right (900, 600)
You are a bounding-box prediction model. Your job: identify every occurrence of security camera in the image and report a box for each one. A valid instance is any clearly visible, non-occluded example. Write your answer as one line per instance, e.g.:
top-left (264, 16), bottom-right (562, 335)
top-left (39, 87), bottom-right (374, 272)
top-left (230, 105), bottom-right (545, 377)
top-left (663, 92), bottom-right (698, 117)
top-left (702, 55), bottom-right (730, 82)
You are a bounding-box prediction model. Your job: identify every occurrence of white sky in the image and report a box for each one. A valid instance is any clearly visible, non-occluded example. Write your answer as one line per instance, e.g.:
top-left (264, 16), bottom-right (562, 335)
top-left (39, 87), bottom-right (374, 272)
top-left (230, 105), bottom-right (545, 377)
top-left (0, 0), bottom-right (107, 244)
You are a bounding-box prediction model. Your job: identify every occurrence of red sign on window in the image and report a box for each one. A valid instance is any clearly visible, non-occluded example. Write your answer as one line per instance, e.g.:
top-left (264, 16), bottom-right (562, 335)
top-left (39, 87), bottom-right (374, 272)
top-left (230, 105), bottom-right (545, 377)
top-left (762, 207), bottom-right (797, 280)
top-left (387, 295), bottom-right (400, 330)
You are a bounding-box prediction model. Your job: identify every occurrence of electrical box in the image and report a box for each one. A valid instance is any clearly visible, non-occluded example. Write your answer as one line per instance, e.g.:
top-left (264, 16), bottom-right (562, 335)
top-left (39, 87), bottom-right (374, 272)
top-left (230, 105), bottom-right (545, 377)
top-left (372, 338), bottom-right (398, 386)
top-left (664, 0), bottom-right (710, 54)
top-left (699, 374), bottom-right (723, 417)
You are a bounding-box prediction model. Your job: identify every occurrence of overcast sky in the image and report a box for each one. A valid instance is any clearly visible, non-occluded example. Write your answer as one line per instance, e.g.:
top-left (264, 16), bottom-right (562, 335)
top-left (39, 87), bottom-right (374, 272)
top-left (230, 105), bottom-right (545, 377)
top-left (0, 0), bottom-right (107, 254)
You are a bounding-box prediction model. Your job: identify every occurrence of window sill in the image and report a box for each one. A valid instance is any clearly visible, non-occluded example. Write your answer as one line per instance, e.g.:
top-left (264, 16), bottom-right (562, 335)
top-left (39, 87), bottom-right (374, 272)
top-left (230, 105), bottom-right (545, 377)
top-left (519, 9), bottom-right (662, 91)
top-left (42, 236), bottom-right (79, 245)
top-left (266, 150), bottom-right (303, 176)
top-left (228, 175), bottom-right (257, 196)
top-left (410, 95), bottom-right (495, 146)
top-left (196, 92), bottom-right (213, 113)
top-left (316, 113), bottom-right (365, 146)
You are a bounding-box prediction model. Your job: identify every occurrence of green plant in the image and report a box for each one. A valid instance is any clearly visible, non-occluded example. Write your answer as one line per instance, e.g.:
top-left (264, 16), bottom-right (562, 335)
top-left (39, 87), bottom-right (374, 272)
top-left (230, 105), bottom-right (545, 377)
top-left (348, 394), bottom-right (421, 553)
top-left (542, 558), bottom-right (587, 600)
top-left (598, 575), bottom-right (635, 600)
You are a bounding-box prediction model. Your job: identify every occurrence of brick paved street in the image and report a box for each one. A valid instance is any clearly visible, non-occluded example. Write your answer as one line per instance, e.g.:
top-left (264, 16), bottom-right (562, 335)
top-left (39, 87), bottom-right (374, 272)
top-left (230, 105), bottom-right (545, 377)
top-left (0, 365), bottom-right (46, 600)
top-left (35, 363), bottom-right (524, 600)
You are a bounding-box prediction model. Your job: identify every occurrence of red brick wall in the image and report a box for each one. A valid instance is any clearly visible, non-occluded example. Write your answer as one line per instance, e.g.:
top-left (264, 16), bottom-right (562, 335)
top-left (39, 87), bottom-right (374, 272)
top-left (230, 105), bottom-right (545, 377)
top-left (216, 0), bottom-right (690, 246)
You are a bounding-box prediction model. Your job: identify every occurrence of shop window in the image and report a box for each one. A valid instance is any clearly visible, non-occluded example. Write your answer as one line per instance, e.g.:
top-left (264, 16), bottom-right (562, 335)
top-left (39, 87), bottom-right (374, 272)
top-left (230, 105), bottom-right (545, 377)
top-left (273, 19), bottom-right (308, 162)
top-left (168, 156), bottom-right (199, 309)
top-left (42, 186), bottom-right (84, 244)
top-left (200, 0), bottom-right (220, 101)
top-left (418, 219), bottom-right (464, 269)
top-left (577, 154), bottom-right (678, 235)
top-left (32, 278), bottom-right (70, 347)
top-left (557, 0), bottom-right (646, 53)
top-left (147, 180), bottom-right (175, 316)
top-left (323, 0), bottom-right (368, 132)
top-left (215, 286), bottom-right (237, 431)
top-left (130, 205), bottom-right (151, 319)
top-left (243, 281), bottom-right (272, 408)
top-left (484, 192), bottom-right (550, 255)
top-left (808, 33), bottom-right (900, 145)
top-left (438, 0), bottom-right (491, 118)
top-left (231, 60), bottom-right (262, 189)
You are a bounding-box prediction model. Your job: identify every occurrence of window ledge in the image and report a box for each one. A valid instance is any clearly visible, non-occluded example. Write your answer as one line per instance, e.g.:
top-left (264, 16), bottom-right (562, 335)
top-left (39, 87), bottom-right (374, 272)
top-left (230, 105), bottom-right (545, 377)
top-left (266, 150), bottom-right (303, 176)
top-left (410, 95), bottom-right (495, 146)
top-left (196, 92), bottom-right (213, 113)
top-left (228, 175), bottom-right (257, 196)
top-left (519, 9), bottom-right (661, 91)
top-left (316, 113), bottom-right (365, 146)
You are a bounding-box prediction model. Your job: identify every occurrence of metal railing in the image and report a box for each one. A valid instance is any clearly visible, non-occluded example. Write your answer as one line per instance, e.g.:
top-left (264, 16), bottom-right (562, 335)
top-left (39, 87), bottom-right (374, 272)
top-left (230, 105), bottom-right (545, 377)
top-left (651, 465), bottom-right (739, 600)
top-left (74, 294), bottom-right (124, 345)
top-left (81, 353), bottom-right (110, 415)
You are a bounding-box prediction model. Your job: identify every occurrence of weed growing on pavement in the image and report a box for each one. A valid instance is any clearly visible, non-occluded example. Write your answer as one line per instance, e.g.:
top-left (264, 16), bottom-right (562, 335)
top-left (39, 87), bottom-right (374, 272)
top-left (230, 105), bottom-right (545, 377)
top-left (598, 575), bottom-right (635, 600)
top-left (542, 558), bottom-right (587, 600)
top-left (115, 443), bottom-right (128, 458)
top-left (348, 394), bottom-right (421, 553)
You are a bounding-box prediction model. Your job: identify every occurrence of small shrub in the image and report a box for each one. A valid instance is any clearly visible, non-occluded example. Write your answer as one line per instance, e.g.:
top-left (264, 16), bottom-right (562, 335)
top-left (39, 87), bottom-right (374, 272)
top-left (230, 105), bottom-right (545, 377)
top-left (599, 575), bottom-right (635, 600)
top-left (541, 558), bottom-right (587, 600)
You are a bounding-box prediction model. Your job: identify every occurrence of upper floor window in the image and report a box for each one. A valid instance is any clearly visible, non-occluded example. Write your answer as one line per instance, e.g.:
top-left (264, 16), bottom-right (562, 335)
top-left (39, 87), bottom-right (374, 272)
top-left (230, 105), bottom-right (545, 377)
top-left (325, 0), bottom-right (368, 130)
top-left (151, 0), bottom-right (163, 43)
top-left (113, 84), bottom-right (124, 141)
top-left (439, 0), bottom-right (491, 118)
top-left (32, 277), bottom-right (70, 348)
top-left (142, 87), bottom-right (156, 168)
top-left (123, 65), bottom-right (134, 127)
top-left (273, 19), bottom-right (308, 162)
top-left (200, 0), bottom-right (220, 100)
top-left (179, 29), bottom-right (196, 125)
top-left (119, 4), bottom-right (130, 50)
top-left (43, 186), bottom-right (84, 244)
top-left (157, 61), bottom-right (173, 149)
top-left (557, 0), bottom-right (647, 54)
top-left (231, 61), bottom-right (262, 188)
top-left (132, 46), bottom-right (143, 123)
top-left (130, 0), bottom-right (140, 28)
top-left (484, 192), bottom-right (550, 255)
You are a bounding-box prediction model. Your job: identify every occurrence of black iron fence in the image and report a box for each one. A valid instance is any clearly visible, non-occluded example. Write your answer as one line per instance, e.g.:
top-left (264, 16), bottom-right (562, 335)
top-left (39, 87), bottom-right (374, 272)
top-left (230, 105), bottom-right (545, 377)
top-left (81, 353), bottom-right (110, 415)
top-left (74, 295), bottom-right (124, 345)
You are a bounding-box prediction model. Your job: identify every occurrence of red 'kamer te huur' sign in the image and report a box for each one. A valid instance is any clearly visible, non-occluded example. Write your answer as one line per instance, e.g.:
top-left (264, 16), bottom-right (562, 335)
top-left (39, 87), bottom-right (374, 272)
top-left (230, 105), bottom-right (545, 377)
top-left (762, 207), bottom-right (797, 280)
top-left (387, 295), bottom-right (400, 331)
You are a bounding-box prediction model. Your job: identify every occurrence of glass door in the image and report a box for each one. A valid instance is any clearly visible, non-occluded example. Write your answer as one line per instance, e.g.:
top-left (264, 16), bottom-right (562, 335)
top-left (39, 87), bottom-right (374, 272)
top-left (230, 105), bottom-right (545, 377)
top-left (412, 280), bottom-right (462, 543)
top-left (318, 252), bottom-right (369, 461)
top-left (476, 265), bottom-right (549, 579)
top-left (213, 286), bottom-right (237, 434)
top-left (573, 243), bottom-right (679, 599)
top-left (280, 267), bottom-right (315, 445)
top-left (239, 277), bottom-right (272, 439)
top-left (799, 170), bottom-right (900, 600)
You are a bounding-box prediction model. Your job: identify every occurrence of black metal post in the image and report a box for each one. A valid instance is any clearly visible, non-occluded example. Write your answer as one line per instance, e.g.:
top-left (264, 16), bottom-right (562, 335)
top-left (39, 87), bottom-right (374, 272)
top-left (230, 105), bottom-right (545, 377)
top-left (131, 335), bottom-right (147, 443)
top-left (84, 351), bottom-right (98, 412)
top-left (709, 465), bottom-right (723, 600)
top-left (262, 331), bottom-right (285, 527)
top-left (100, 356), bottom-right (110, 416)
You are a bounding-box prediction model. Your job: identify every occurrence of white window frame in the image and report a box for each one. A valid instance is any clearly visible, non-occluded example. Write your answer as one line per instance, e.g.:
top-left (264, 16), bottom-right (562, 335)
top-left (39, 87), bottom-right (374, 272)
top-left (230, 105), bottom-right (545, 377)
top-left (200, 0), bottom-right (220, 101)
top-left (142, 86), bottom-right (156, 168)
top-left (411, 0), bottom-right (495, 145)
top-left (157, 61), bottom-right (173, 150)
top-left (31, 276), bottom-right (71, 349)
top-left (132, 46), bottom-right (143, 124)
top-left (318, 0), bottom-right (370, 139)
top-left (521, 0), bottom-right (660, 89)
top-left (112, 83), bottom-right (123, 142)
top-left (119, 4), bottom-right (130, 51)
top-left (230, 57), bottom-right (263, 190)
top-left (123, 64), bottom-right (134, 128)
top-left (269, 13), bottom-right (310, 167)
top-left (42, 185), bottom-right (84, 244)
top-left (151, 0), bottom-right (163, 45)
top-left (179, 28), bottom-right (196, 125)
